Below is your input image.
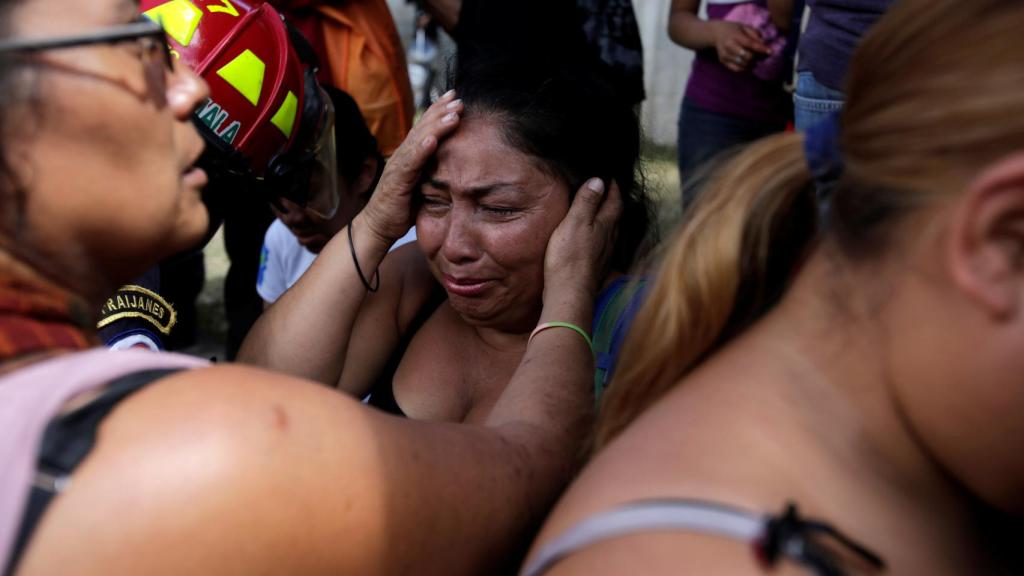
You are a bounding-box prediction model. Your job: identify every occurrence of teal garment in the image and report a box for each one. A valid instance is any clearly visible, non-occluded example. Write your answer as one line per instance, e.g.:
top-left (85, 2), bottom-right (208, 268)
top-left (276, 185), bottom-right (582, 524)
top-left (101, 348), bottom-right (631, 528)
top-left (591, 276), bottom-right (647, 401)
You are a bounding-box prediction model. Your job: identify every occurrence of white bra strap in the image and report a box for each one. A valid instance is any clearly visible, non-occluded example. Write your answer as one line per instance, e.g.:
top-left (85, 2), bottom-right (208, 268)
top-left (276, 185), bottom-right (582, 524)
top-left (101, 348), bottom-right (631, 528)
top-left (521, 500), bottom-right (766, 576)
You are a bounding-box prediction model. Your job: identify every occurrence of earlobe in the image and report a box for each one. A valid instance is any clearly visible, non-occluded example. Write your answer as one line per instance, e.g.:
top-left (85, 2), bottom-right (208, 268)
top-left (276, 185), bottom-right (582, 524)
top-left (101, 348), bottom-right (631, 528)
top-left (356, 155), bottom-right (381, 199)
top-left (948, 153), bottom-right (1024, 320)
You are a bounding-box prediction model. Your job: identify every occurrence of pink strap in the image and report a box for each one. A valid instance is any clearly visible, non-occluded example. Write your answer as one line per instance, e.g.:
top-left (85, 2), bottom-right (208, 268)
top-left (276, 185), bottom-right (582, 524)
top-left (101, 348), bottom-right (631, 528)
top-left (0, 348), bottom-right (207, 568)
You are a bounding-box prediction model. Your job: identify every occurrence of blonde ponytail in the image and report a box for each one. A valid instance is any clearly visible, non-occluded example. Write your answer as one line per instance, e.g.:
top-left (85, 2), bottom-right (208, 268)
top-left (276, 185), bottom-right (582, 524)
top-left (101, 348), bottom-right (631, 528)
top-left (594, 0), bottom-right (1024, 452)
top-left (594, 134), bottom-right (816, 449)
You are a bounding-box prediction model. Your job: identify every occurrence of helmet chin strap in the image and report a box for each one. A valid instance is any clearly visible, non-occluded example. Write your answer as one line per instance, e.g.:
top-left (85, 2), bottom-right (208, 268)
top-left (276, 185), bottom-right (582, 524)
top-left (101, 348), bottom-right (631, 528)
top-left (191, 115), bottom-right (258, 182)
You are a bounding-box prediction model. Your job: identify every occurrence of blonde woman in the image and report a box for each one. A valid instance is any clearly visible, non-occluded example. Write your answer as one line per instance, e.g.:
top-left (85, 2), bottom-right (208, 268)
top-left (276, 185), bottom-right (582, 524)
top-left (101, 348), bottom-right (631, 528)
top-left (524, 0), bottom-right (1024, 573)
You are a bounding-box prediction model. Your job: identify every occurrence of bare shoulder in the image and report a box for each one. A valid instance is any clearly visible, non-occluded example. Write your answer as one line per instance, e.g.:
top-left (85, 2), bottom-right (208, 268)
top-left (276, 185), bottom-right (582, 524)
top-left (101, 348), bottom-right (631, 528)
top-left (383, 242), bottom-right (439, 329)
top-left (15, 364), bottom-right (391, 575)
top-left (383, 241), bottom-right (433, 295)
top-left (384, 241), bottom-right (430, 275)
top-left (526, 372), bottom-right (807, 576)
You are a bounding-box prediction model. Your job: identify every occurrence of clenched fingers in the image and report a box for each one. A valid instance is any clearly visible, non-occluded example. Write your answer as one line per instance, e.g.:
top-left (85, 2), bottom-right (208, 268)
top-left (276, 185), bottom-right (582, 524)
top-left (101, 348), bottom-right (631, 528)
top-left (381, 90), bottom-right (463, 192)
top-left (364, 91), bottom-right (464, 241)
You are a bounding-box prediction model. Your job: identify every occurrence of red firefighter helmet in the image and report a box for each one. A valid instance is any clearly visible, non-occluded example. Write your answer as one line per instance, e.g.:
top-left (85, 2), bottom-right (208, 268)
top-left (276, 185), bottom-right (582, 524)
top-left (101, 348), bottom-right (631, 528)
top-left (141, 0), bottom-right (340, 218)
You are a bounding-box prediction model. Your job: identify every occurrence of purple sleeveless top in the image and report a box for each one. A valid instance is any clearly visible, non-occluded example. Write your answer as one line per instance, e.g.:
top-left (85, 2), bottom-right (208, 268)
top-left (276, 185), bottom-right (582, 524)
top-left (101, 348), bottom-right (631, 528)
top-left (0, 348), bottom-right (208, 568)
top-left (684, 0), bottom-right (790, 124)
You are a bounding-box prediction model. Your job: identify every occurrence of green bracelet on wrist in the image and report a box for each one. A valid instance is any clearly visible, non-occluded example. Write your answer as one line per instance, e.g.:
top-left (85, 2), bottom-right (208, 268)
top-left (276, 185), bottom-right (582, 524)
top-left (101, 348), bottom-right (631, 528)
top-left (528, 321), bottom-right (594, 355)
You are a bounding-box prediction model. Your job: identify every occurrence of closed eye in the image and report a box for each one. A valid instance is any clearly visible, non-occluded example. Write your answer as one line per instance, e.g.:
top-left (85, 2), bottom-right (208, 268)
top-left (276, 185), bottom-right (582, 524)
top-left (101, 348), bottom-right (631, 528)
top-left (419, 194), bottom-right (450, 213)
top-left (483, 206), bottom-right (519, 217)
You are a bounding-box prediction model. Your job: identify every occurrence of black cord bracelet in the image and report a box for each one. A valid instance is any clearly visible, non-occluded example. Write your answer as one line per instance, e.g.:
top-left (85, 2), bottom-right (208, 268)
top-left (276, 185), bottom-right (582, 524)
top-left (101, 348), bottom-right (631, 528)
top-left (348, 222), bottom-right (380, 293)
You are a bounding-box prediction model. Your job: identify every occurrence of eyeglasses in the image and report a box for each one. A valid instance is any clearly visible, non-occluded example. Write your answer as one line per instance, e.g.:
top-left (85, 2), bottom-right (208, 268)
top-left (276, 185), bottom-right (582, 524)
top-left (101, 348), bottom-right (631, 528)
top-left (0, 16), bottom-right (173, 72)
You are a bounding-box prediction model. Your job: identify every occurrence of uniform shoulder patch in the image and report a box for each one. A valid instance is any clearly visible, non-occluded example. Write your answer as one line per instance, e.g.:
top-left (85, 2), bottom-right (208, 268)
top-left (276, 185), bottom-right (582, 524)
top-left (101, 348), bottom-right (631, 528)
top-left (97, 285), bottom-right (177, 335)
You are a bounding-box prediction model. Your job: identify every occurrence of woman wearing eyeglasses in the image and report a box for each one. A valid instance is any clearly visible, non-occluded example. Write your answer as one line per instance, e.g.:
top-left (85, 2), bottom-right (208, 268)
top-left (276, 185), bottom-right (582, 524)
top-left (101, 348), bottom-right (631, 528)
top-left (0, 1), bottom-right (619, 574)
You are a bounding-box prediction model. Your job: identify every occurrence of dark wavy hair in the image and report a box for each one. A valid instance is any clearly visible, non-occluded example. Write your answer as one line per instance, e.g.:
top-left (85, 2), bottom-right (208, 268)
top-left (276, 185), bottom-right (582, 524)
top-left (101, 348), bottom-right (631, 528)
top-left (323, 84), bottom-right (383, 191)
top-left (450, 55), bottom-right (653, 272)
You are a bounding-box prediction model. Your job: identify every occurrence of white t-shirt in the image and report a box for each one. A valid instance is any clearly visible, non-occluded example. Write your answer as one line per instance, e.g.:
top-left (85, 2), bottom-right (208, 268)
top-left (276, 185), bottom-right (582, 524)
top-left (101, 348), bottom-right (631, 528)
top-left (257, 219), bottom-right (418, 304)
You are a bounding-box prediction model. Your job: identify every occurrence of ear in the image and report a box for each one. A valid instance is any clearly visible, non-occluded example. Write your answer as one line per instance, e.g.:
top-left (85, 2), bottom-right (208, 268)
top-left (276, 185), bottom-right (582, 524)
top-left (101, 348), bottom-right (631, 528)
top-left (353, 154), bottom-right (381, 201)
top-left (948, 152), bottom-right (1024, 320)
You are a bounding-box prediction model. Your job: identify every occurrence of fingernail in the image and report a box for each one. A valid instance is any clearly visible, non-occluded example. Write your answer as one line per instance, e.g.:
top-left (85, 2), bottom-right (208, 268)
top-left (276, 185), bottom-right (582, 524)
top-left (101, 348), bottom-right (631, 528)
top-left (446, 99), bottom-right (462, 110)
top-left (421, 135), bottom-right (436, 149)
top-left (443, 89), bottom-right (456, 99)
top-left (442, 112), bottom-right (458, 124)
top-left (586, 178), bottom-right (605, 193)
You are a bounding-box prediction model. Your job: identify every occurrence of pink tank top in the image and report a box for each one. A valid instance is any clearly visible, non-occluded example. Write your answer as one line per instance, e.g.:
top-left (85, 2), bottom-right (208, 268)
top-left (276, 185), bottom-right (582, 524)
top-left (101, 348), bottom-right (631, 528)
top-left (0, 348), bottom-right (208, 568)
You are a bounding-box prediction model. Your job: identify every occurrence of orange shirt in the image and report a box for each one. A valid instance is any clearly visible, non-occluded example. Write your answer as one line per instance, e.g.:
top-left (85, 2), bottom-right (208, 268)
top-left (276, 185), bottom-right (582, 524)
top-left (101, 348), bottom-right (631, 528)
top-left (282, 0), bottom-right (415, 156)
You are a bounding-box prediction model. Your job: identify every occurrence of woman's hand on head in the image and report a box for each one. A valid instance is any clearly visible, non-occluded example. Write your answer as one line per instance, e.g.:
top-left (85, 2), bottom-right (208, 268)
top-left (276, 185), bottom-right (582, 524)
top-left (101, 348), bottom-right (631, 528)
top-left (712, 21), bottom-right (771, 73)
top-left (543, 178), bottom-right (622, 305)
top-left (360, 90), bottom-right (463, 244)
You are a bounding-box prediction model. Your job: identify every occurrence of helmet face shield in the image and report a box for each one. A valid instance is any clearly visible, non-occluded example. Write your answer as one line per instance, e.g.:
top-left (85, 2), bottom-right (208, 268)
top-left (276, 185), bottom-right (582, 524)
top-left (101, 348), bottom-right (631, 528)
top-left (301, 93), bottom-right (339, 219)
top-left (265, 85), bottom-right (339, 219)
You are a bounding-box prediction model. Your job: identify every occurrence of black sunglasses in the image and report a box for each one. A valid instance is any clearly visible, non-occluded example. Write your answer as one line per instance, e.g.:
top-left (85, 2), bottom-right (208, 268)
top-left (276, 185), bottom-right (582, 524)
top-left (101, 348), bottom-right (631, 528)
top-left (0, 16), bottom-right (174, 71)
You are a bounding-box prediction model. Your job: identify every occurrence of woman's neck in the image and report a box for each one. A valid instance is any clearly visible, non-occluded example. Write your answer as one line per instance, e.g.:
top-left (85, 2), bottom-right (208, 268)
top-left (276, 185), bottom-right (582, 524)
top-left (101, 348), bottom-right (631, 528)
top-left (469, 319), bottom-right (533, 353)
top-left (462, 272), bottom-right (623, 352)
top-left (0, 246), bottom-right (98, 365)
top-left (747, 247), bottom-right (984, 568)
top-left (0, 243), bottom-right (108, 310)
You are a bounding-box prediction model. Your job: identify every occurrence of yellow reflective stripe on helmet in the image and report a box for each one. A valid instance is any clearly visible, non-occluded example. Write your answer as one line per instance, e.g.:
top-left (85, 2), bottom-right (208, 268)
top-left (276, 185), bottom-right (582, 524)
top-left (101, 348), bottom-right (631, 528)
top-left (270, 90), bottom-right (298, 138)
top-left (144, 0), bottom-right (203, 47)
top-left (216, 49), bottom-right (266, 107)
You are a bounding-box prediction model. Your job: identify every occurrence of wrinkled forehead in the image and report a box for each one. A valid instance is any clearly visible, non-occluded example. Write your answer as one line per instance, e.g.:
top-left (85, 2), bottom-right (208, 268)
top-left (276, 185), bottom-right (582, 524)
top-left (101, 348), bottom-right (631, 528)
top-left (8, 0), bottom-right (136, 36)
top-left (429, 115), bottom-right (567, 198)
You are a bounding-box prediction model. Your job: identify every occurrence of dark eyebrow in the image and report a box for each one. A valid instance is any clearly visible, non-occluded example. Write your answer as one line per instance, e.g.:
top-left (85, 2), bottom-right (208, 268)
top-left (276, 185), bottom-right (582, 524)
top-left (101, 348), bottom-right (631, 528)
top-left (424, 178), bottom-right (522, 197)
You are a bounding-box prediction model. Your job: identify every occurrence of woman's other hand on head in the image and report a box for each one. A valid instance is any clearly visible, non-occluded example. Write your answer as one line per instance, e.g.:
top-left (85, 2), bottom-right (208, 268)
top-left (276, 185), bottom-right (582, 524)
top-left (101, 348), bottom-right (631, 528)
top-left (543, 178), bottom-right (622, 304)
top-left (361, 90), bottom-right (463, 244)
top-left (713, 21), bottom-right (771, 73)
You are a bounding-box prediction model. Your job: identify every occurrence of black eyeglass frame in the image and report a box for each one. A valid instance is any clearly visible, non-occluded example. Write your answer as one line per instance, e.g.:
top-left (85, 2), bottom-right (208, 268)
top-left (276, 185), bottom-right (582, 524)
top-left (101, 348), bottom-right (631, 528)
top-left (0, 17), bottom-right (173, 71)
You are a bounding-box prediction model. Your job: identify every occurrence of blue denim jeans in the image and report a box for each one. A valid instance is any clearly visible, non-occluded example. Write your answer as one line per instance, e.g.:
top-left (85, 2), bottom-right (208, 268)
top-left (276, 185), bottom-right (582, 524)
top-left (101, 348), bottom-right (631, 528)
top-left (793, 71), bottom-right (845, 132)
top-left (676, 98), bottom-right (786, 206)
